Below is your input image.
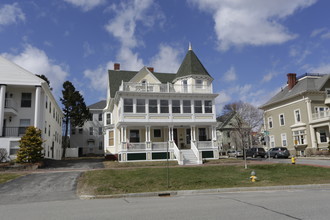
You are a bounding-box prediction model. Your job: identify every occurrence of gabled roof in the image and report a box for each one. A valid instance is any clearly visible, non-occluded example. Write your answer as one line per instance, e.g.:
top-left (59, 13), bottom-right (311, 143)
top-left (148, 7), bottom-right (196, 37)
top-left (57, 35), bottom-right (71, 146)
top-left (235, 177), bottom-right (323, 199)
top-left (108, 69), bottom-right (176, 98)
top-left (175, 49), bottom-right (212, 80)
top-left (0, 55), bottom-right (44, 85)
top-left (260, 74), bottom-right (330, 109)
top-left (88, 100), bottom-right (106, 109)
top-left (217, 111), bottom-right (237, 129)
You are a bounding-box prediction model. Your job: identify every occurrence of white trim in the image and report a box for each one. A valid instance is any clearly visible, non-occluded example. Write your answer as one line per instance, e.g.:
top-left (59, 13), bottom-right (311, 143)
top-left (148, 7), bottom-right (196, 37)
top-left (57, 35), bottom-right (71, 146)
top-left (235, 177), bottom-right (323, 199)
top-left (268, 116), bottom-right (273, 129)
top-left (263, 98), bottom-right (306, 112)
top-left (294, 108), bottom-right (301, 123)
top-left (281, 133), bottom-right (287, 147)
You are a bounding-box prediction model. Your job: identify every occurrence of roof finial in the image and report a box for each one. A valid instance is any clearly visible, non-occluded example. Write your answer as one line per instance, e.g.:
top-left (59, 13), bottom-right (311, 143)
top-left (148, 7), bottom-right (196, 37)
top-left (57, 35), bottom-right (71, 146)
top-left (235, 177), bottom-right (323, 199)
top-left (188, 42), bottom-right (192, 51)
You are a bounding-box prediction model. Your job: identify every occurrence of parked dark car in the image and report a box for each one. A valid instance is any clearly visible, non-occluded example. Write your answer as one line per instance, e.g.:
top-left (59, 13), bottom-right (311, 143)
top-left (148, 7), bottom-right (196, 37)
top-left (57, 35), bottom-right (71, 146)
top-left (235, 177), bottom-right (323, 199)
top-left (246, 147), bottom-right (266, 158)
top-left (267, 147), bottom-right (290, 158)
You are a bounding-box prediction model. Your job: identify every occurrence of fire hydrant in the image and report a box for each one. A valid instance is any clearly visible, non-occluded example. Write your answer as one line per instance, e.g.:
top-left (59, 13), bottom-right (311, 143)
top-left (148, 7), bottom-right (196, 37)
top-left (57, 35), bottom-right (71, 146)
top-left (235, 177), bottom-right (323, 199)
top-left (291, 155), bottom-right (296, 165)
top-left (250, 170), bottom-right (257, 182)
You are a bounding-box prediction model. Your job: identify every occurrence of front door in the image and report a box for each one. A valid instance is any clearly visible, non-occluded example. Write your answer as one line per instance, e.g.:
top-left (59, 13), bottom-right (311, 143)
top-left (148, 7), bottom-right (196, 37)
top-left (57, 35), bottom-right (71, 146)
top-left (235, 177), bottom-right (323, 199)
top-left (186, 128), bottom-right (191, 148)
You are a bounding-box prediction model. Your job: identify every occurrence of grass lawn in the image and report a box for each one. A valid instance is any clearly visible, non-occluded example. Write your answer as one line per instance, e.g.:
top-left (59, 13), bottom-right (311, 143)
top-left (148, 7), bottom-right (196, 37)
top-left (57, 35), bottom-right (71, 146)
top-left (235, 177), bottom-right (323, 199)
top-left (103, 160), bottom-right (178, 168)
top-left (0, 173), bottom-right (24, 184)
top-left (77, 164), bottom-right (330, 195)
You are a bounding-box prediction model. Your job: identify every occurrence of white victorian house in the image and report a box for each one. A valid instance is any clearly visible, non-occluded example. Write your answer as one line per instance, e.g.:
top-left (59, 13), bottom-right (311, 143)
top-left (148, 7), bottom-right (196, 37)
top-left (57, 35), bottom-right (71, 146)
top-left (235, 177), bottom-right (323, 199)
top-left (0, 56), bottom-right (63, 160)
top-left (103, 46), bottom-right (219, 165)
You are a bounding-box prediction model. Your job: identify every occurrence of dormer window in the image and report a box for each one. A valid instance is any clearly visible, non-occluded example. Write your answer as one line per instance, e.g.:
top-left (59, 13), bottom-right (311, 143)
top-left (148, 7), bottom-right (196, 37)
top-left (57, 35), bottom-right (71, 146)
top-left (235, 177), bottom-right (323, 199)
top-left (326, 88), bottom-right (330, 97)
top-left (196, 79), bottom-right (203, 89)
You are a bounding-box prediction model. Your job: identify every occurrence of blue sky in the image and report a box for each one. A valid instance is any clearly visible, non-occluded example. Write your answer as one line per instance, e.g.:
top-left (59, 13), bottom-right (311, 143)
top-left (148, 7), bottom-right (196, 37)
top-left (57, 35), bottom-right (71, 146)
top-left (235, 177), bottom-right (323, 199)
top-left (1, 0), bottom-right (330, 114)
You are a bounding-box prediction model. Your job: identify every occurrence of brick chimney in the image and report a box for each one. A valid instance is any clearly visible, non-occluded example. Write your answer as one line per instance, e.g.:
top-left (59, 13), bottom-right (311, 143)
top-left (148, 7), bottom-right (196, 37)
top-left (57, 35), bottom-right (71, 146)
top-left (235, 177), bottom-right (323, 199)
top-left (287, 73), bottom-right (297, 90)
top-left (147, 67), bottom-right (154, 73)
top-left (114, 63), bottom-right (120, 71)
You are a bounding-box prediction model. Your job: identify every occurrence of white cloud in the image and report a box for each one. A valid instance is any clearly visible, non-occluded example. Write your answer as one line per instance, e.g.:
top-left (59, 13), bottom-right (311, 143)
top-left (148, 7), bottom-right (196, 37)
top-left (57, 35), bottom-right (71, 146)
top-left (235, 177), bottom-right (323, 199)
top-left (188, 0), bottom-right (316, 51)
top-left (309, 64), bottom-right (330, 74)
top-left (83, 41), bottom-right (94, 57)
top-left (0, 3), bottom-right (25, 26)
top-left (83, 61), bottom-right (113, 92)
top-left (215, 90), bottom-right (231, 114)
top-left (2, 44), bottom-right (69, 98)
top-left (223, 66), bottom-right (237, 82)
top-left (262, 70), bottom-right (281, 82)
top-left (63, 0), bottom-right (106, 11)
top-left (310, 28), bottom-right (330, 39)
top-left (149, 44), bottom-right (182, 73)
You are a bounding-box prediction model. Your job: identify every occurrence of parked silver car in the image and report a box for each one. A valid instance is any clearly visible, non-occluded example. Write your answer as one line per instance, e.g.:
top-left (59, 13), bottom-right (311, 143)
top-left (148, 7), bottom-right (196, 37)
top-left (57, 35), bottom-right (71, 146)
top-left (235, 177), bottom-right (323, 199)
top-left (267, 147), bottom-right (290, 158)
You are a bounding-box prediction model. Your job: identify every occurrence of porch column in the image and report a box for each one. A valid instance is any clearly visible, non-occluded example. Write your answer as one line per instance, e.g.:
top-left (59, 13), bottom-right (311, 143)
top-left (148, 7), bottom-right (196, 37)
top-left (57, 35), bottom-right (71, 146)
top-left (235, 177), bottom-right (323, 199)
top-left (34, 86), bottom-right (41, 128)
top-left (191, 126), bottom-right (196, 142)
top-left (212, 126), bottom-right (217, 141)
top-left (0, 84), bottom-right (6, 137)
top-left (145, 126), bottom-right (151, 149)
top-left (309, 125), bottom-right (317, 149)
top-left (168, 126), bottom-right (173, 141)
top-left (305, 99), bottom-right (312, 121)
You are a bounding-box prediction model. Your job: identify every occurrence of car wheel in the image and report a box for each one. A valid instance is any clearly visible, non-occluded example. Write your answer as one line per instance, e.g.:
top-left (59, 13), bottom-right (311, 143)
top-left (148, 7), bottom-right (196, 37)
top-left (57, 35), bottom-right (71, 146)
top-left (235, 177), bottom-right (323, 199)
top-left (274, 154), bottom-right (278, 159)
top-left (252, 154), bottom-right (256, 158)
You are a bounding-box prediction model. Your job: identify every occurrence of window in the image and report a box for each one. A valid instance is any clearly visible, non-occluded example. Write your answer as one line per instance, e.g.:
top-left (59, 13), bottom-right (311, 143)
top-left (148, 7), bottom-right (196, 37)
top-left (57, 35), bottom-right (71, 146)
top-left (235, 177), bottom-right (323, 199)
top-left (160, 100), bottom-right (169, 113)
top-left (21, 93), bottom-right (32, 107)
top-left (204, 100), bottom-right (212, 113)
top-left (98, 113), bottom-right (102, 121)
top-left (19, 119), bottom-right (30, 135)
top-left (124, 99), bottom-right (133, 113)
top-left (172, 100), bottom-right (181, 113)
top-left (194, 100), bottom-right (203, 113)
top-left (89, 127), bottom-right (93, 135)
top-left (45, 96), bottom-right (48, 109)
top-left (281, 133), bottom-right (287, 147)
top-left (149, 99), bottom-right (158, 113)
top-left (78, 128), bottom-right (83, 134)
top-left (196, 79), bottom-right (203, 89)
top-left (153, 129), bottom-right (161, 138)
top-left (108, 131), bottom-right (114, 146)
top-left (183, 100), bottom-right (191, 113)
top-left (44, 121), bottom-right (47, 134)
top-left (49, 102), bottom-right (52, 113)
top-left (71, 128), bottom-right (76, 135)
top-left (269, 135), bottom-right (275, 148)
top-left (99, 127), bottom-right (102, 135)
top-left (279, 114), bottom-right (285, 126)
top-left (182, 80), bottom-right (188, 92)
top-left (227, 131), bottom-right (230, 138)
top-left (319, 130), bottom-right (327, 143)
top-left (106, 113), bottom-right (111, 125)
top-left (186, 129), bottom-right (191, 144)
top-left (129, 130), bottom-right (140, 143)
top-left (198, 128), bottom-right (207, 141)
top-left (326, 88), bottom-right (330, 97)
top-left (48, 125), bottom-right (51, 137)
top-left (294, 110), bottom-right (301, 123)
top-left (136, 99), bottom-right (146, 113)
top-left (99, 141), bottom-right (103, 150)
top-left (315, 106), bottom-right (329, 118)
top-left (293, 130), bottom-right (306, 145)
top-left (268, 117), bottom-right (273, 129)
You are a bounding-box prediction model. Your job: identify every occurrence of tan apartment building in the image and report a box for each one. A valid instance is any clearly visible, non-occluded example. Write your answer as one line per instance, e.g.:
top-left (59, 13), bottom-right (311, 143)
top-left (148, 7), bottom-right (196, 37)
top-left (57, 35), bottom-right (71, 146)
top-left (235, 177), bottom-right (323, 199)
top-left (260, 73), bottom-right (330, 156)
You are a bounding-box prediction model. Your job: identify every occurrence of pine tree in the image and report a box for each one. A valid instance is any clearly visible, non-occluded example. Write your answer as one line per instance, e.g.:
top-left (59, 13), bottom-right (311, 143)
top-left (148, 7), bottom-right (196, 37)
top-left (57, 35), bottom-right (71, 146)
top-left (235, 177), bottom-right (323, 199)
top-left (61, 81), bottom-right (90, 158)
top-left (16, 126), bottom-right (44, 163)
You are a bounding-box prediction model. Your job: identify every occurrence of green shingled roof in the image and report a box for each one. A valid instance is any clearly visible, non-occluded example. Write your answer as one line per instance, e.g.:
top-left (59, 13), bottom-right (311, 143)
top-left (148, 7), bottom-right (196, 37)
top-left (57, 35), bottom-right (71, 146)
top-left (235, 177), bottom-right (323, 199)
top-left (88, 100), bottom-right (106, 109)
top-left (175, 49), bottom-right (212, 79)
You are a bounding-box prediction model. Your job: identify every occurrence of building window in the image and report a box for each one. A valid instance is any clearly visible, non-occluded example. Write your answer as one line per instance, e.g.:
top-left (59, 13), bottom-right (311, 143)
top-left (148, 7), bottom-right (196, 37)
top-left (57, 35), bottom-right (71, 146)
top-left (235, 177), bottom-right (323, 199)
top-left (196, 79), bottom-right (203, 89)
top-left (129, 130), bottom-right (140, 143)
top-left (172, 100), bottom-right (181, 113)
top-left (45, 96), bottom-right (48, 109)
top-left (21, 93), bottom-right (32, 107)
top-left (71, 128), bottom-right (76, 135)
top-left (160, 100), bottom-right (169, 113)
top-left (49, 102), bottom-right (52, 113)
top-left (153, 129), bottom-right (161, 138)
top-left (19, 119), bottom-right (30, 135)
top-left (194, 100), bottom-right (203, 113)
top-left (99, 141), bottom-right (103, 150)
top-left (198, 128), bottom-right (207, 141)
top-left (106, 113), bottom-right (111, 125)
top-left (108, 131), bottom-right (114, 146)
top-left (227, 131), bottom-right (230, 138)
top-left (182, 80), bottom-right (188, 92)
top-left (98, 113), bottom-right (102, 121)
top-left (269, 135), bottom-right (275, 147)
top-left (99, 127), bottom-right (102, 135)
top-left (183, 100), bottom-right (191, 113)
top-left (136, 99), bottom-right (146, 113)
top-left (293, 130), bottom-right (306, 145)
top-left (44, 121), bottom-right (47, 134)
top-left (281, 133), bottom-right (287, 147)
top-left (268, 117), bottom-right (273, 129)
top-left (319, 130), bottom-right (327, 143)
top-left (204, 100), bottom-right (212, 113)
top-left (294, 110), bottom-right (301, 123)
top-left (89, 127), bottom-right (93, 135)
top-left (279, 114), bottom-right (285, 126)
top-left (123, 99), bottom-right (133, 113)
top-left (149, 99), bottom-right (158, 113)
top-left (78, 128), bottom-right (83, 134)
top-left (48, 125), bottom-right (51, 137)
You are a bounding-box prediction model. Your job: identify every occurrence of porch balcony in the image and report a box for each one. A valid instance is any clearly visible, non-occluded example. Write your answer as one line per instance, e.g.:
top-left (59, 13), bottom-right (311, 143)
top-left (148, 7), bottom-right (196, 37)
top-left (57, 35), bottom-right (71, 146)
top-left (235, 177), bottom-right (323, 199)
top-left (119, 82), bottom-right (212, 94)
top-left (4, 98), bottom-right (18, 116)
top-left (2, 127), bottom-right (28, 137)
top-left (312, 111), bottom-right (330, 121)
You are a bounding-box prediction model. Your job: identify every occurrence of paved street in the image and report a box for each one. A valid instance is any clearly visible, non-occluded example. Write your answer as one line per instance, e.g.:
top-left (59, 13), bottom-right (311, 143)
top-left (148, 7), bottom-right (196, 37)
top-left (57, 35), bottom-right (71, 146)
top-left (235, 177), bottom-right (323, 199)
top-left (1, 188), bottom-right (330, 219)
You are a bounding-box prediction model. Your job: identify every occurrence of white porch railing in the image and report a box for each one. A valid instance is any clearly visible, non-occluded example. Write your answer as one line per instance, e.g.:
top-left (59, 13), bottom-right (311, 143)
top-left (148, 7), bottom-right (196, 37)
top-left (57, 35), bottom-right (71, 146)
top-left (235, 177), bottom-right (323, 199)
top-left (196, 141), bottom-right (213, 149)
top-left (171, 141), bottom-right (183, 165)
top-left (312, 111), bottom-right (330, 120)
top-left (4, 98), bottom-right (18, 111)
top-left (120, 82), bottom-right (212, 94)
top-left (191, 141), bottom-right (202, 164)
top-left (126, 143), bottom-right (146, 151)
top-left (152, 142), bottom-right (168, 151)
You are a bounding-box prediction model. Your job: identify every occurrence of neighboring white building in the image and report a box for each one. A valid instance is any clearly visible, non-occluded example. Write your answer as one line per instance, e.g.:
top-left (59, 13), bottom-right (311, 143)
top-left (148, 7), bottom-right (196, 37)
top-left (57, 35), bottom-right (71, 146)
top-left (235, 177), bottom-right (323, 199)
top-left (0, 56), bottom-right (63, 160)
top-left (103, 46), bottom-right (219, 165)
top-left (70, 100), bottom-right (106, 156)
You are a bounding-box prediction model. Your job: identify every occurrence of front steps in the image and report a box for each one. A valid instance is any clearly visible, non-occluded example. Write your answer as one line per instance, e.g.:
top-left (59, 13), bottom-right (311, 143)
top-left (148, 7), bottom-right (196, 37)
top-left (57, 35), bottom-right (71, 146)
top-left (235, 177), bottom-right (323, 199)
top-left (181, 149), bottom-right (200, 165)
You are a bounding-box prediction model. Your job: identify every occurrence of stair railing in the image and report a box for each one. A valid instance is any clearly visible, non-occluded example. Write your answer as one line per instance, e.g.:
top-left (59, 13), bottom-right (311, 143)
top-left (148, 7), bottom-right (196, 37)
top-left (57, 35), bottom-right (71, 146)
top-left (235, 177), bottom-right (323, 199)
top-left (191, 141), bottom-right (203, 164)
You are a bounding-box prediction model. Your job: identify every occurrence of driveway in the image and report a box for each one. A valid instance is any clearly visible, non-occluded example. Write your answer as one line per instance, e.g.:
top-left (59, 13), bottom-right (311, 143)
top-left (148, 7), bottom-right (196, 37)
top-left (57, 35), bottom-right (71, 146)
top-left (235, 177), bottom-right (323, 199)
top-left (0, 158), bottom-right (104, 205)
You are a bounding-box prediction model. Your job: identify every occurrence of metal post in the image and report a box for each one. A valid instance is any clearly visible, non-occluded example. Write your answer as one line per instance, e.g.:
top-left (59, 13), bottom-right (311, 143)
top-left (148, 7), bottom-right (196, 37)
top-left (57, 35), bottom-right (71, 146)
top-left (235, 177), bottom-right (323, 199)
top-left (167, 141), bottom-right (169, 189)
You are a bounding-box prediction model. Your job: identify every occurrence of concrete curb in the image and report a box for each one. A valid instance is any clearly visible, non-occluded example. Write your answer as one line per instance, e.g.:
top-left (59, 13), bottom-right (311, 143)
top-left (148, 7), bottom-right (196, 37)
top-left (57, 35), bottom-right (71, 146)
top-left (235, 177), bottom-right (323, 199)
top-left (79, 184), bottom-right (330, 200)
